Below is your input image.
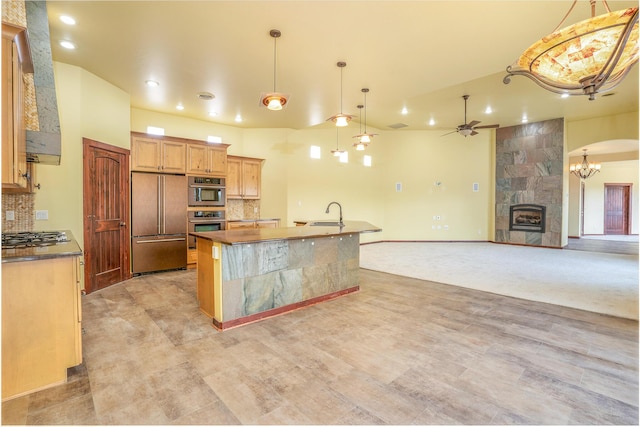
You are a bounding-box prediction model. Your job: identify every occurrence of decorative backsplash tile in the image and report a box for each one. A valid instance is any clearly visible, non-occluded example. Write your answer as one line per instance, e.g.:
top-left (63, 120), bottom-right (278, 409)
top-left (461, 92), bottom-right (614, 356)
top-left (2, 193), bottom-right (35, 232)
top-left (226, 199), bottom-right (260, 221)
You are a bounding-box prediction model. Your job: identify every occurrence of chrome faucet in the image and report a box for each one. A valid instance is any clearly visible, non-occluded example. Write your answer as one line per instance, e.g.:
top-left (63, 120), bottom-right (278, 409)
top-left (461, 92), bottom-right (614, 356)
top-left (325, 202), bottom-right (344, 226)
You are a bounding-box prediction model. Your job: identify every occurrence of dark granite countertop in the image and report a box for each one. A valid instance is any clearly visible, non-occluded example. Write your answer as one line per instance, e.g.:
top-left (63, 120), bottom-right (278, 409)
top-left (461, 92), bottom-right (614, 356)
top-left (192, 220), bottom-right (381, 245)
top-left (1, 230), bottom-right (83, 263)
top-left (227, 218), bottom-right (280, 222)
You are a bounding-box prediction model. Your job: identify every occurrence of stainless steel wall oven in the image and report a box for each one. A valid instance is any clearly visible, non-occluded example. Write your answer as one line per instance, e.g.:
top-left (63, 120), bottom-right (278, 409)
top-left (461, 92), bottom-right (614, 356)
top-left (188, 210), bottom-right (226, 249)
top-left (188, 176), bottom-right (225, 207)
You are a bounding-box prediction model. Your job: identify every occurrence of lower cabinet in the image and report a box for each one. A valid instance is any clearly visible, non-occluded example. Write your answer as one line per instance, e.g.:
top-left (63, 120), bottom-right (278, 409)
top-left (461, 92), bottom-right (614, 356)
top-left (2, 256), bottom-right (82, 400)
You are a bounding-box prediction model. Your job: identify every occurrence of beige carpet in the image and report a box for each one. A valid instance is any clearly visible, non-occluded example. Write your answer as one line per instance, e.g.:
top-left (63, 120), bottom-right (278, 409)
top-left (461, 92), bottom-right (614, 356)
top-left (359, 242), bottom-right (639, 320)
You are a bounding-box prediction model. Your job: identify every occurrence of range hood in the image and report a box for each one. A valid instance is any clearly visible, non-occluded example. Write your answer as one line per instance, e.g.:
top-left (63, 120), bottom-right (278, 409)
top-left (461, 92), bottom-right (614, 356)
top-left (24, 0), bottom-right (61, 165)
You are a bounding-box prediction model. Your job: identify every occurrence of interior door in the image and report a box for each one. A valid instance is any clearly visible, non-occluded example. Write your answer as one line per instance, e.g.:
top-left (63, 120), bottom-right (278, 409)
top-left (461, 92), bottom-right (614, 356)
top-left (83, 139), bottom-right (131, 293)
top-left (604, 184), bottom-right (631, 235)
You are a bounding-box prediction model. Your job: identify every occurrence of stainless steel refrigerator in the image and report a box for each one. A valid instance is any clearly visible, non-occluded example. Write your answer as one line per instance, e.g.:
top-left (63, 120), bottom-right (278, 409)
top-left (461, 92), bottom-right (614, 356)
top-left (131, 172), bottom-right (187, 274)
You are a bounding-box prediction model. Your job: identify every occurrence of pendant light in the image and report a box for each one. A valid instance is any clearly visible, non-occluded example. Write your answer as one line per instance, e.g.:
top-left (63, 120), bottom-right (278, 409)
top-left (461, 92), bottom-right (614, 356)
top-left (504, 1), bottom-right (638, 100)
top-left (260, 29), bottom-right (289, 110)
top-left (353, 105), bottom-right (367, 150)
top-left (331, 126), bottom-right (346, 157)
top-left (326, 62), bottom-right (352, 126)
top-left (352, 88), bottom-right (377, 144)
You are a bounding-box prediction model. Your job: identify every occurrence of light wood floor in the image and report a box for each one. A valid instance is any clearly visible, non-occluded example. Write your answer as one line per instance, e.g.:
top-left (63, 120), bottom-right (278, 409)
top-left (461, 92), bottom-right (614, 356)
top-left (2, 268), bottom-right (638, 424)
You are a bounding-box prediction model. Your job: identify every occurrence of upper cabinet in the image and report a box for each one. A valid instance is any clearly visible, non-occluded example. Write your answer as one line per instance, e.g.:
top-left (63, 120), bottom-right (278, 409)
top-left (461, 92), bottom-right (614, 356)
top-left (187, 144), bottom-right (227, 176)
top-left (131, 135), bottom-right (186, 173)
top-left (2, 23), bottom-right (33, 193)
top-left (227, 156), bottom-right (262, 199)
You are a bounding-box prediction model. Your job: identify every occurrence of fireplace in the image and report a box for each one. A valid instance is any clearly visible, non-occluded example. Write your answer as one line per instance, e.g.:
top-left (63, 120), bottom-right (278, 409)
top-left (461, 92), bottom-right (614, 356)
top-left (509, 204), bottom-right (545, 233)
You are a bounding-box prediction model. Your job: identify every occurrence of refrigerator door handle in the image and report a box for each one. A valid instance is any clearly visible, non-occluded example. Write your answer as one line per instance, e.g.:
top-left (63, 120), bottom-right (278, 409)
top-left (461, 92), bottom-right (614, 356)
top-left (135, 237), bottom-right (186, 244)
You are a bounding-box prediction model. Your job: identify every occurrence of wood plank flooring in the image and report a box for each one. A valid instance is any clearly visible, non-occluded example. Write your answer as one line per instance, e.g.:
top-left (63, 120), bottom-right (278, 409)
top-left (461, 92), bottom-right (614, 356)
top-left (2, 268), bottom-right (638, 424)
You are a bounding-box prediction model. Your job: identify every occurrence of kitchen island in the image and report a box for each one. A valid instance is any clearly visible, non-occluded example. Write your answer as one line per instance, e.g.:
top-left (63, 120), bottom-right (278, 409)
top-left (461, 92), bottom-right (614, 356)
top-left (191, 221), bottom-right (380, 330)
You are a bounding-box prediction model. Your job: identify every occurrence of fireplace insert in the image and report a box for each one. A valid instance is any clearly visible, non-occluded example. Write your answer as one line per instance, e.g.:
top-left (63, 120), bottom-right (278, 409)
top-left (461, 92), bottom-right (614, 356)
top-left (509, 204), bottom-right (545, 233)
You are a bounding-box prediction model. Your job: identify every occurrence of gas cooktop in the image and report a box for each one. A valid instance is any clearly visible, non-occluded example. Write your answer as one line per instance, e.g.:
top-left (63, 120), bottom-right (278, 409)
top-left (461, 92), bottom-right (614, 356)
top-left (1, 231), bottom-right (69, 249)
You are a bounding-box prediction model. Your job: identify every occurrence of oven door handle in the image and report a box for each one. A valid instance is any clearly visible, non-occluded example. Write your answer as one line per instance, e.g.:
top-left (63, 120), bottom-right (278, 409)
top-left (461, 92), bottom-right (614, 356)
top-left (189, 184), bottom-right (225, 189)
top-left (188, 219), bottom-right (226, 223)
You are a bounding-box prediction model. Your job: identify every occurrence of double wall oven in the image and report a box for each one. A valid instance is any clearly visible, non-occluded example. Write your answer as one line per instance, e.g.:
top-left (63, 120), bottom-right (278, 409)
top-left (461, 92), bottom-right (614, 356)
top-left (188, 176), bottom-right (226, 250)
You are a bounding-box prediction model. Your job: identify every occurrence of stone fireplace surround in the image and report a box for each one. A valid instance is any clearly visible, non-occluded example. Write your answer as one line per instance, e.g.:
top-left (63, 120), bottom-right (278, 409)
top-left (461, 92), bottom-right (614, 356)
top-left (495, 118), bottom-right (563, 248)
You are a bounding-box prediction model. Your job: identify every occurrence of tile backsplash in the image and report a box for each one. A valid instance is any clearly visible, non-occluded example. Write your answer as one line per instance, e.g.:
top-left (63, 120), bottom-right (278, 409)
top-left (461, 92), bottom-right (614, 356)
top-left (2, 193), bottom-right (35, 232)
top-left (226, 199), bottom-right (260, 220)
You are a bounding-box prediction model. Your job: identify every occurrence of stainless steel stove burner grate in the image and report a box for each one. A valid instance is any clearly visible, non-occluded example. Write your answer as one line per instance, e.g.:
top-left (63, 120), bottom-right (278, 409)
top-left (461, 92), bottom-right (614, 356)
top-left (1, 231), bottom-right (69, 249)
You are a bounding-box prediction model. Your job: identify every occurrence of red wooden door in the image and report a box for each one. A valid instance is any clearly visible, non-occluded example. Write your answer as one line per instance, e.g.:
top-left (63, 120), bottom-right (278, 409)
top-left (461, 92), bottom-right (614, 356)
top-left (83, 139), bottom-right (131, 293)
top-left (604, 184), bottom-right (631, 235)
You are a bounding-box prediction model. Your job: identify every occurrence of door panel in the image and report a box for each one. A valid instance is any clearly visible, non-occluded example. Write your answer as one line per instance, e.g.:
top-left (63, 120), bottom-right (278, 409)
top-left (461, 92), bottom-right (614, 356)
top-left (604, 184), bottom-right (630, 235)
top-left (131, 172), bottom-right (160, 236)
top-left (162, 174), bottom-right (187, 235)
top-left (83, 139), bottom-right (130, 293)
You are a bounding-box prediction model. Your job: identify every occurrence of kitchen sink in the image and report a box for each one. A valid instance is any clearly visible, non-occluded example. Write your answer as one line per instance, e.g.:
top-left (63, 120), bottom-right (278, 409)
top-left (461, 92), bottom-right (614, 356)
top-left (308, 221), bottom-right (344, 227)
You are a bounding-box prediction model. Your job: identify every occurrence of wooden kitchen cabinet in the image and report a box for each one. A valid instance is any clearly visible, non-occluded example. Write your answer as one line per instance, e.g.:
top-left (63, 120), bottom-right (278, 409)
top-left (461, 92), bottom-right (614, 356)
top-left (2, 256), bottom-right (82, 400)
top-left (187, 144), bottom-right (227, 176)
top-left (227, 156), bottom-right (262, 199)
top-left (2, 23), bottom-right (32, 193)
top-left (131, 135), bottom-right (186, 173)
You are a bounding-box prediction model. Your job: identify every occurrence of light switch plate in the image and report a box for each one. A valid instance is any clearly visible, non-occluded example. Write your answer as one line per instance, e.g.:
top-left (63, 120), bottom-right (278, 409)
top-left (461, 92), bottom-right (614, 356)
top-left (6, 210), bottom-right (15, 221)
top-left (35, 210), bottom-right (48, 220)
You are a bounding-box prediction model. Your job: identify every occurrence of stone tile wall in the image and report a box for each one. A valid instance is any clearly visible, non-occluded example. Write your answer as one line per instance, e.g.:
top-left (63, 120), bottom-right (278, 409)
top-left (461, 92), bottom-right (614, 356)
top-left (495, 118), bottom-right (564, 247)
top-left (221, 234), bottom-right (360, 321)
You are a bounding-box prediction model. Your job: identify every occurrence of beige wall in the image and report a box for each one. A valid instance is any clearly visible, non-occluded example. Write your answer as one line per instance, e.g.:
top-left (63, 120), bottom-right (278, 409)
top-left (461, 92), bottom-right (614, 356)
top-left (24, 63), bottom-right (639, 256)
top-left (33, 62), bottom-right (130, 250)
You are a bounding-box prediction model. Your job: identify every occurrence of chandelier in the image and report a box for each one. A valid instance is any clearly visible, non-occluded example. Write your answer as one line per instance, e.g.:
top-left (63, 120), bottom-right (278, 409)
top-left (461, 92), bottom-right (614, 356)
top-left (327, 62), bottom-right (353, 126)
top-left (260, 29), bottom-right (289, 110)
top-left (570, 149), bottom-right (602, 179)
top-left (504, 1), bottom-right (639, 100)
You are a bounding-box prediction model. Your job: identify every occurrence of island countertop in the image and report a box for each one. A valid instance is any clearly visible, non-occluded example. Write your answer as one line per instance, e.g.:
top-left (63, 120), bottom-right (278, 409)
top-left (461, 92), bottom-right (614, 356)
top-left (191, 220), bottom-right (380, 245)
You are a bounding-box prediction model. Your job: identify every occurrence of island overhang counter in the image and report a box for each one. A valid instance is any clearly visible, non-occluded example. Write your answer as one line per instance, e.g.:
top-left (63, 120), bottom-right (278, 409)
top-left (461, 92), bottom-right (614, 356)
top-left (191, 221), bottom-right (381, 330)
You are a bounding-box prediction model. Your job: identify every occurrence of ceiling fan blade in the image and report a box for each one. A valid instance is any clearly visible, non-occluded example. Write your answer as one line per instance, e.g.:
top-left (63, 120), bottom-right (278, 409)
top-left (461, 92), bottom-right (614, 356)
top-left (467, 120), bottom-right (481, 128)
top-left (441, 130), bottom-right (458, 137)
top-left (474, 124), bottom-right (500, 129)
top-left (471, 130), bottom-right (479, 136)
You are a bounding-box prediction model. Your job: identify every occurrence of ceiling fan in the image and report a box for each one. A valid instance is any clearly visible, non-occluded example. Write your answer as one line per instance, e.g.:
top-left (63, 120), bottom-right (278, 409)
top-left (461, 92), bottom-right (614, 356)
top-left (443, 95), bottom-right (499, 137)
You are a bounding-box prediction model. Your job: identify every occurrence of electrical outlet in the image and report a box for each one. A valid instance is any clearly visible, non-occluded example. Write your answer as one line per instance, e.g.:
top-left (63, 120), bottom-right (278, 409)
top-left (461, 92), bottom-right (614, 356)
top-left (6, 210), bottom-right (15, 221)
top-left (254, 207), bottom-right (258, 213)
top-left (35, 210), bottom-right (48, 220)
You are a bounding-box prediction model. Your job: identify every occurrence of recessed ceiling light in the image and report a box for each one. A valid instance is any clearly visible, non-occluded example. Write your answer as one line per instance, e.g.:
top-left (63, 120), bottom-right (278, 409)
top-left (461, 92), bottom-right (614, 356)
top-left (401, 107), bottom-right (408, 115)
top-left (145, 80), bottom-right (159, 87)
top-left (561, 93), bottom-right (570, 98)
top-left (60, 15), bottom-right (76, 25)
top-left (485, 106), bottom-right (493, 114)
top-left (60, 40), bottom-right (75, 50)
top-left (235, 114), bottom-right (243, 122)
top-left (428, 118), bottom-right (436, 126)
top-left (197, 92), bottom-right (215, 100)
top-left (521, 115), bottom-right (528, 123)
top-left (176, 104), bottom-right (184, 111)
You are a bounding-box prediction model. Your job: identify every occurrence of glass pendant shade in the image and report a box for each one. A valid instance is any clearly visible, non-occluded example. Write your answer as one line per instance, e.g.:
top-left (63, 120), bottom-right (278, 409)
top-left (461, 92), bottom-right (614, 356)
top-left (505, 4), bottom-right (638, 99)
top-left (360, 134), bottom-right (371, 143)
top-left (335, 114), bottom-right (350, 127)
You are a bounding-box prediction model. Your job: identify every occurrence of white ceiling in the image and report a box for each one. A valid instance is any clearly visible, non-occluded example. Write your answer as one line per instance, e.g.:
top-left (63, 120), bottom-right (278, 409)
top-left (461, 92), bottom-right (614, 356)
top-left (46, 1), bottom-right (639, 143)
